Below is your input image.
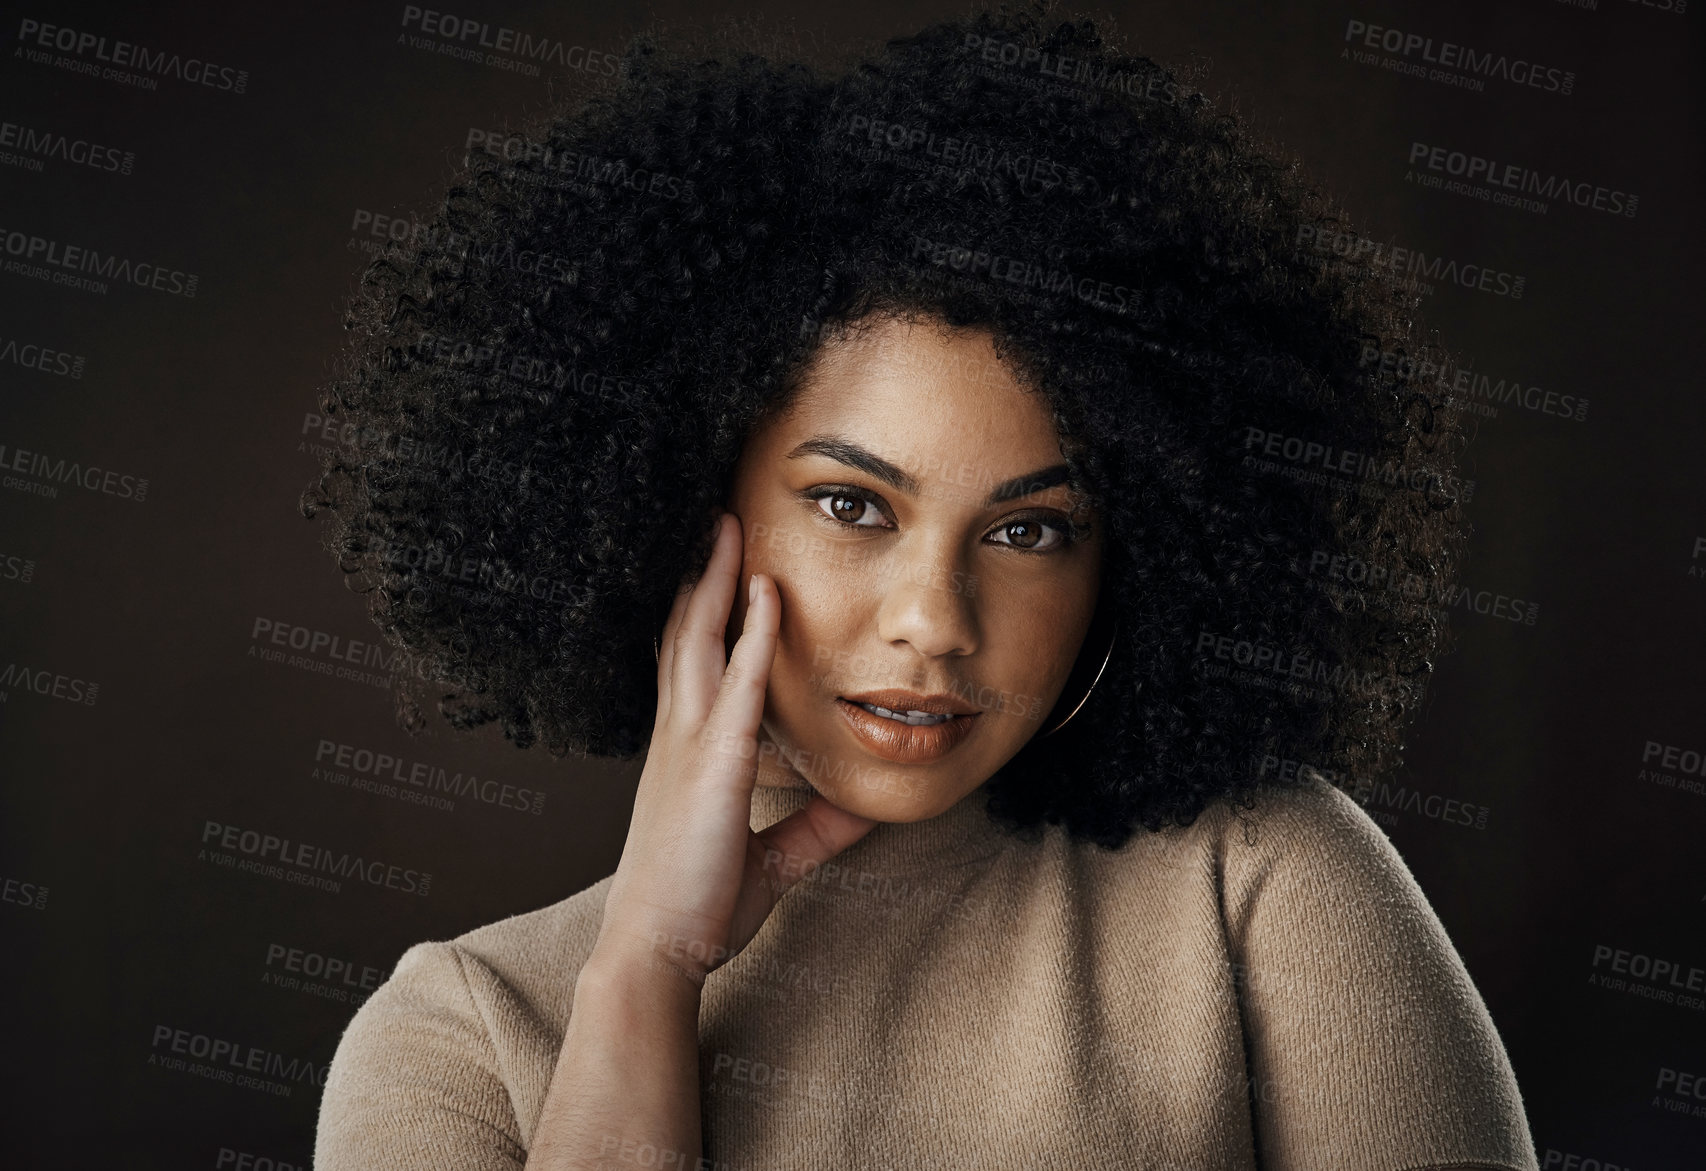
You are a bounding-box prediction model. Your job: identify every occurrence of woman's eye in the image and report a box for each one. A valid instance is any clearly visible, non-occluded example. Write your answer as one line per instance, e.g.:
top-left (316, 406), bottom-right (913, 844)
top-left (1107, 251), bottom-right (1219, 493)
top-left (815, 492), bottom-right (888, 527)
top-left (987, 517), bottom-right (1070, 552)
top-left (808, 489), bottom-right (1077, 553)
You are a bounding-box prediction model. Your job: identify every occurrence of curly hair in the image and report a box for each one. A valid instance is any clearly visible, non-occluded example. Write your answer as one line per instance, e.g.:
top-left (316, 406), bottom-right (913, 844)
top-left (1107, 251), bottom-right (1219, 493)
top-left (302, 0), bottom-right (1473, 849)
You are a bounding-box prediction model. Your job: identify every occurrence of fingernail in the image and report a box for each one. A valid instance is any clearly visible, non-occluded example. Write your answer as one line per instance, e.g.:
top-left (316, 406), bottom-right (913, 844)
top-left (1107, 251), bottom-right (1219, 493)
top-left (748, 574), bottom-right (758, 604)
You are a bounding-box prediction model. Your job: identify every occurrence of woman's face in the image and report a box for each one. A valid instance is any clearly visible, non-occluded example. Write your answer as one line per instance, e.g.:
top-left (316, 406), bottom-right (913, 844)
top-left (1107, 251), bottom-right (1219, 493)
top-left (724, 314), bottom-right (1103, 822)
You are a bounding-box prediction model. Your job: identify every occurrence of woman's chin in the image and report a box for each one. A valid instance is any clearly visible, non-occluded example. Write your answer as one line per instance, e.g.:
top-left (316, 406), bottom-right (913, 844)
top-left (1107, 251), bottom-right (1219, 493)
top-left (748, 723), bottom-right (986, 821)
top-left (806, 774), bottom-right (971, 824)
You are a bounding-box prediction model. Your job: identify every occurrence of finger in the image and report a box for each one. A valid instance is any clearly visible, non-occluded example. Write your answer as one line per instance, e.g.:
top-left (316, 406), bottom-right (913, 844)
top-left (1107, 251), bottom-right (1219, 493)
top-left (754, 795), bottom-right (879, 896)
top-left (698, 571), bottom-right (780, 793)
top-left (669, 510), bottom-right (744, 725)
top-left (657, 509), bottom-right (726, 720)
top-left (654, 570), bottom-right (698, 721)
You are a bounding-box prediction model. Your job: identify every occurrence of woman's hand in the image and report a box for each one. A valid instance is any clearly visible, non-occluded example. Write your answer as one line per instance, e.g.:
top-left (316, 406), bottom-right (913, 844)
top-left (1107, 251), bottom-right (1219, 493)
top-left (591, 509), bottom-right (878, 986)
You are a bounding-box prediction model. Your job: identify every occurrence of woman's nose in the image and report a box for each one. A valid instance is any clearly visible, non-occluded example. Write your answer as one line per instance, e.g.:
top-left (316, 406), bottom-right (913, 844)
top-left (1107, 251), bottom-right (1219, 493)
top-left (872, 540), bottom-right (979, 659)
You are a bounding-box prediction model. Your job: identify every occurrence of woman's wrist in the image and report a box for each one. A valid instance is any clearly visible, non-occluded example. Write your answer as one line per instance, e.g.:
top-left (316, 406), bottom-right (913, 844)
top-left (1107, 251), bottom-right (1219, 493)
top-left (578, 933), bottom-right (711, 1008)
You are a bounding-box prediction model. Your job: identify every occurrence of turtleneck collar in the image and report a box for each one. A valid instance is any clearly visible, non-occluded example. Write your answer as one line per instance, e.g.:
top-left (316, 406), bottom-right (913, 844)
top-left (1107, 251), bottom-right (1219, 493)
top-left (747, 778), bottom-right (1015, 878)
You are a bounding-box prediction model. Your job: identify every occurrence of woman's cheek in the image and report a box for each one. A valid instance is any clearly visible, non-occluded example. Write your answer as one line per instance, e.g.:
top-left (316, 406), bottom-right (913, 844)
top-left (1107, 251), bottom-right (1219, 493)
top-left (771, 546), bottom-right (877, 696)
top-left (734, 516), bottom-right (812, 628)
top-left (745, 517), bottom-right (833, 581)
top-left (972, 592), bottom-right (1069, 725)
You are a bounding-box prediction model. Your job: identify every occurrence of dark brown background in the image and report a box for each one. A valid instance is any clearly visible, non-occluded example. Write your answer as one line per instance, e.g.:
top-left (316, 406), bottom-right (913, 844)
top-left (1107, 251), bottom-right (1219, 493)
top-left (2, 0), bottom-right (1703, 1165)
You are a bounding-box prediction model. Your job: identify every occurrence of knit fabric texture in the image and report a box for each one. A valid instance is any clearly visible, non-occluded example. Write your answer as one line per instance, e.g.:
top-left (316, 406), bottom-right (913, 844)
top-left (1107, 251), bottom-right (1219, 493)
top-left (315, 770), bottom-right (1537, 1169)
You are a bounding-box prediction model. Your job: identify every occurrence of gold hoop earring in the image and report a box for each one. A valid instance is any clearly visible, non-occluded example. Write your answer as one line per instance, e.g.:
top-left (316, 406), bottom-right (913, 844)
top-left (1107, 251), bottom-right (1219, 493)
top-left (1042, 619), bottom-right (1119, 737)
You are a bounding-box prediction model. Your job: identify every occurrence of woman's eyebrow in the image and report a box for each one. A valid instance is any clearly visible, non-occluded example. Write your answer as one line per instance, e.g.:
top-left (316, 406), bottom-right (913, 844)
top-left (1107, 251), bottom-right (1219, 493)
top-left (786, 435), bottom-right (1071, 506)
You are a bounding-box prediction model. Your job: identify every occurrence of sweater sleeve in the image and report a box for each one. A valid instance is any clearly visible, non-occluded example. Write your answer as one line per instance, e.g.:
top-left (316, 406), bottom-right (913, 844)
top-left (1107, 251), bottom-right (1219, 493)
top-left (315, 941), bottom-right (527, 1170)
top-left (1217, 773), bottom-right (1537, 1171)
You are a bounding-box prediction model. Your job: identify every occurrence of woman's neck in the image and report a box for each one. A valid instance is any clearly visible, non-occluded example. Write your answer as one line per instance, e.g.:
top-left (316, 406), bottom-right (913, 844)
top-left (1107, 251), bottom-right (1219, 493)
top-left (747, 778), bottom-right (1014, 879)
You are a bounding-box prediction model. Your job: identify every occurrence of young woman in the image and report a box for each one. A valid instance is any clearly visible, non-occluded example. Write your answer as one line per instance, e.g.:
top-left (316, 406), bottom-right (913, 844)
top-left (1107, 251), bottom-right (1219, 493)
top-left (304, 5), bottom-right (1536, 1168)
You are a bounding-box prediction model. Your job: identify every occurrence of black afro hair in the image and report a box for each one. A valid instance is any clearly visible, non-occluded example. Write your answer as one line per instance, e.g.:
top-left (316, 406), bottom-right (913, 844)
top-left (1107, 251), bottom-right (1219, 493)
top-left (303, 1), bottom-right (1474, 849)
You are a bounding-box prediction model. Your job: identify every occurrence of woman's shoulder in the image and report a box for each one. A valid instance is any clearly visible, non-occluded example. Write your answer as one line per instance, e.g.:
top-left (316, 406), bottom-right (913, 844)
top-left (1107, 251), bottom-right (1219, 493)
top-left (1081, 765), bottom-right (1393, 890)
top-left (1178, 768), bottom-right (1538, 1169)
top-left (316, 874), bottom-right (615, 1167)
top-left (373, 870), bottom-right (616, 1027)
top-left (451, 871), bottom-right (617, 995)
top-left (1198, 763), bottom-right (1388, 852)
top-left (1106, 763), bottom-right (1464, 966)
top-left (1193, 765), bottom-right (1438, 933)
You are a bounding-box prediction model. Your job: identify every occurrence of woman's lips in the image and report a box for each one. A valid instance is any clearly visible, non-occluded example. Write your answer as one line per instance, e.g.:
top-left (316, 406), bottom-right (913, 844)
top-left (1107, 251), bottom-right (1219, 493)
top-left (834, 697), bottom-right (979, 764)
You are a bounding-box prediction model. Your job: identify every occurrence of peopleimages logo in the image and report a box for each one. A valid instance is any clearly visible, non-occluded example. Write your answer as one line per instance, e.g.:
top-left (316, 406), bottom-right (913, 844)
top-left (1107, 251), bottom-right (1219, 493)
top-left (148, 1024), bottom-right (327, 1089)
top-left (344, 207), bottom-right (571, 282)
top-left (248, 616), bottom-right (448, 688)
top-left (0, 334), bottom-right (85, 379)
top-left (466, 129), bottom-right (697, 202)
top-left (14, 18), bottom-right (250, 93)
top-left (0, 661), bottom-right (99, 705)
top-left (1342, 19), bottom-right (1576, 96)
top-left (1194, 630), bottom-right (1419, 705)
top-left (1407, 141), bottom-right (1637, 218)
top-left (264, 942), bottom-right (384, 996)
top-left (2, 874), bottom-right (49, 911)
top-left (0, 437), bottom-right (148, 501)
top-left (398, 6), bottom-right (623, 79)
top-left (200, 820), bottom-right (432, 896)
top-left (0, 118), bottom-right (135, 175)
top-left (1241, 426), bottom-right (1476, 502)
top-left (0, 226), bottom-right (197, 297)
top-left (908, 232), bottom-right (1137, 317)
top-left (1357, 345), bottom-right (1589, 424)
top-left (313, 738), bottom-right (548, 815)
top-left (1294, 223), bottom-right (1525, 300)
top-left (958, 31), bottom-right (1192, 103)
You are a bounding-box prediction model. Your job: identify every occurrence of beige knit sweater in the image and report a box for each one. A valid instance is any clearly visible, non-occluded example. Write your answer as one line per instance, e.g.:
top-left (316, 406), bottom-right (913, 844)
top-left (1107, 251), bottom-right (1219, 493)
top-left (315, 769), bottom-right (1537, 1169)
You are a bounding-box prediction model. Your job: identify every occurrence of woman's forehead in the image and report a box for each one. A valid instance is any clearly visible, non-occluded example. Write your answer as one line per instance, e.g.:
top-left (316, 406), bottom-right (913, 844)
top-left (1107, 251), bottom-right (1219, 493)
top-left (805, 314), bottom-right (1015, 385)
top-left (774, 328), bottom-right (1065, 473)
